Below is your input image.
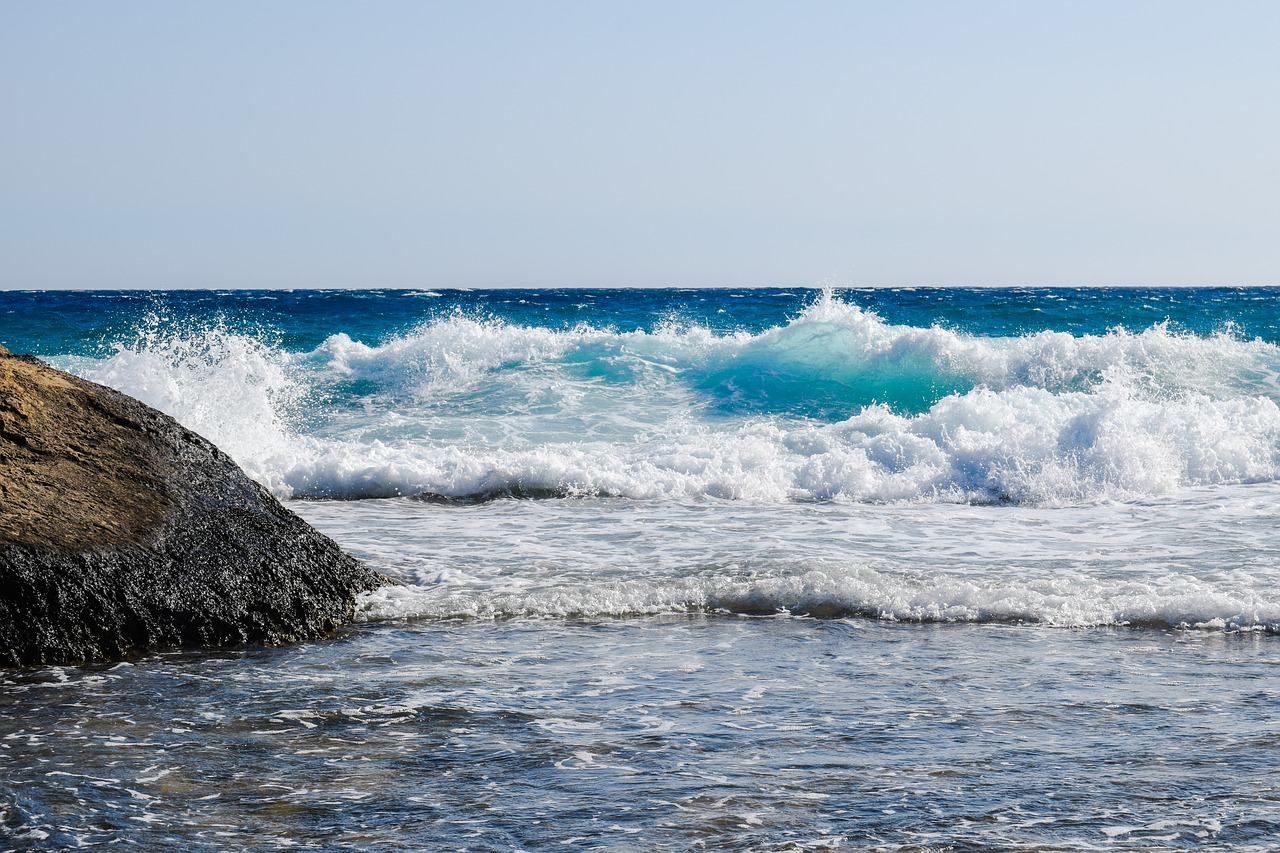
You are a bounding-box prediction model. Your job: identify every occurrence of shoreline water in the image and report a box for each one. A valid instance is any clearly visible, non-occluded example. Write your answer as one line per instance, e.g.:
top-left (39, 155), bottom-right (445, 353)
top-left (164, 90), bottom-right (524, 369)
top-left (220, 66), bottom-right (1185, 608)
top-left (293, 488), bottom-right (1280, 633)
top-left (4, 615), bottom-right (1277, 851)
top-left (4, 286), bottom-right (1280, 849)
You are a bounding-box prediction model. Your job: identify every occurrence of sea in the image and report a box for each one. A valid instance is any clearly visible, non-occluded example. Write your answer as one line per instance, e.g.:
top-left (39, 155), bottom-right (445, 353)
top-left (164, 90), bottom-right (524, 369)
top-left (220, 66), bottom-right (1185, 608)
top-left (2, 286), bottom-right (1280, 851)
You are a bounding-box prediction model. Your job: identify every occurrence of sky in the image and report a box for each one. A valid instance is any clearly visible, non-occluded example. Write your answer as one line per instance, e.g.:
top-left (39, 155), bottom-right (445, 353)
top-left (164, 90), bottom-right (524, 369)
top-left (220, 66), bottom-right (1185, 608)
top-left (2, 1), bottom-right (1278, 289)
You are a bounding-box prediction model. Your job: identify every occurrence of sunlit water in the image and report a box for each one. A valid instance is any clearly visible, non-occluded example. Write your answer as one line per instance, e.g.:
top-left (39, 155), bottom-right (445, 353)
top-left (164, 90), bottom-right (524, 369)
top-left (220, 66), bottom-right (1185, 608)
top-left (3, 288), bottom-right (1280, 850)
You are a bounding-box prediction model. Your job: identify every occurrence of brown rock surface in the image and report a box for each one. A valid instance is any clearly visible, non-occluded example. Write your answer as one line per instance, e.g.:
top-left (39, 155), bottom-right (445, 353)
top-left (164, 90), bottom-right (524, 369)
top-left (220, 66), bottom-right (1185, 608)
top-left (0, 347), bottom-right (388, 667)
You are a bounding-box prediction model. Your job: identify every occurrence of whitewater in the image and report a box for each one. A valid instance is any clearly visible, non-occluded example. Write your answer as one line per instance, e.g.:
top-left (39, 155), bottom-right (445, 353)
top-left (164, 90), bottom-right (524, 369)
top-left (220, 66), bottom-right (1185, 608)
top-left (74, 290), bottom-right (1280, 507)
top-left (3, 286), bottom-right (1280, 850)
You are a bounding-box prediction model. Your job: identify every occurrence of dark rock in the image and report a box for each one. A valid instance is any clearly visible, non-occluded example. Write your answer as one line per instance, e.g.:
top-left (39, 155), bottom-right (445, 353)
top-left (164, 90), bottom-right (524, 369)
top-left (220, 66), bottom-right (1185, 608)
top-left (0, 346), bottom-right (389, 668)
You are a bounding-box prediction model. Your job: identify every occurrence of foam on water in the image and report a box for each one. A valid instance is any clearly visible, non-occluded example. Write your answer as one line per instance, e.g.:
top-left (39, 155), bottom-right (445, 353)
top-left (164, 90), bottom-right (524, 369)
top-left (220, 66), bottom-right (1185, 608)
top-left (288, 475), bottom-right (1280, 635)
top-left (81, 318), bottom-right (303, 495)
top-left (314, 312), bottom-right (580, 395)
top-left (74, 292), bottom-right (1280, 505)
top-left (354, 565), bottom-right (1280, 632)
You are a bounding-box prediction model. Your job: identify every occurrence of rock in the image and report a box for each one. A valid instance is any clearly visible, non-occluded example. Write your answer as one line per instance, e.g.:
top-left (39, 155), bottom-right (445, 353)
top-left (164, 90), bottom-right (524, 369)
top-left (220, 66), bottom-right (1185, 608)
top-left (0, 347), bottom-right (389, 667)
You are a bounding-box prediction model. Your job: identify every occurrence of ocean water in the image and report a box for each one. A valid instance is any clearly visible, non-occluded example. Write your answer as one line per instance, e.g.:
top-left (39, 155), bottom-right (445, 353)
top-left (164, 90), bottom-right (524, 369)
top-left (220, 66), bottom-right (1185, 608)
top-left (3, 286), bottom-right (1280, 851)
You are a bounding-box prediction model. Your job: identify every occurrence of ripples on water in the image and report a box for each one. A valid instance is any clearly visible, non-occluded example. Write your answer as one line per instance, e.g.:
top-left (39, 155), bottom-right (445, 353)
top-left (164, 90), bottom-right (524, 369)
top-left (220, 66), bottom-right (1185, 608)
top-left (3, 619), bottom-right (1279, 851)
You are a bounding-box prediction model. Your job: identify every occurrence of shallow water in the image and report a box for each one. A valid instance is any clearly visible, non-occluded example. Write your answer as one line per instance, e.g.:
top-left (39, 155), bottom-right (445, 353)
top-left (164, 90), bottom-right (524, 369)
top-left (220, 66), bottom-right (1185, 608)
top-left (4, 488), bottom-right (1280, 851)
top-left (3, 616), bottom-right (1279, 851)
top-left (323, 487), bottom-right (1280, 631)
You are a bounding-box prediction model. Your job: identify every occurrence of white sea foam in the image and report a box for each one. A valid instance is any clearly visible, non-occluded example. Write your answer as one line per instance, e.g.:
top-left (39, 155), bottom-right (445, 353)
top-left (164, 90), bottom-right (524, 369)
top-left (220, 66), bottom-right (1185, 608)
top-left (354, 565), bottom-right (1280, 632)
top-left (82, 320), bottom-right (303, 494)
top-left (293, 459), bottom-right (1280, 634)
top-left (314, 313), bottom-right (582, 394)
top-left (76, 296), bottom-right (1280, 505)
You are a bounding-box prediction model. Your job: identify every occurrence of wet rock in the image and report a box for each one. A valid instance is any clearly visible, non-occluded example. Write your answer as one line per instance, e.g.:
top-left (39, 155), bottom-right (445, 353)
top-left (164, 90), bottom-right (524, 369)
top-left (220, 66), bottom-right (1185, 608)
top-left (0, 346), bottom-right (388, 667)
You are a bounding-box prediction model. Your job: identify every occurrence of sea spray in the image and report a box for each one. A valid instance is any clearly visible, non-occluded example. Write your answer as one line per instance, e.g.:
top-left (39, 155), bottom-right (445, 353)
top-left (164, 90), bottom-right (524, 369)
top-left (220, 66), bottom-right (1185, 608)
top-left (75, 291), bottom-right (1280, 504)
top-left (82, 317), bottom-right (304, 495)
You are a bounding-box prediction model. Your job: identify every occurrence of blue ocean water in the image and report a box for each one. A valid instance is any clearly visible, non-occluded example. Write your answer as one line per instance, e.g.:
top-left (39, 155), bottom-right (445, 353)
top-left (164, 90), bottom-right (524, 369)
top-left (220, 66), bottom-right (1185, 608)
top-left (3, 287), bottom-right (1280, 850)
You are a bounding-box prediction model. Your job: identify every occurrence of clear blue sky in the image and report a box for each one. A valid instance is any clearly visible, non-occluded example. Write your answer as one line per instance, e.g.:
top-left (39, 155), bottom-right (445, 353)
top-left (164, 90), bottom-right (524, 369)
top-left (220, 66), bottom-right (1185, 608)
top-left (2, 1), bottom-right (1278, 289)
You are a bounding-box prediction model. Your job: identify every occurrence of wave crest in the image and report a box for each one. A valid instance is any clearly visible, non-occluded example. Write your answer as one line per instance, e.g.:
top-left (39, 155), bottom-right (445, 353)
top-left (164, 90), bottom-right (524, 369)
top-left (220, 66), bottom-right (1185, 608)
top-left (73, 295), bottom-right (1280, 505)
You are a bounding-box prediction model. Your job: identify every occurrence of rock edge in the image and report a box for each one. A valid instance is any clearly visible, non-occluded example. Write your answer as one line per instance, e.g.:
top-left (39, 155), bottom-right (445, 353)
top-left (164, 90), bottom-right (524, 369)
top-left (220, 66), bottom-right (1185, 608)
top-left (0, 345), bottom-right (389, 667)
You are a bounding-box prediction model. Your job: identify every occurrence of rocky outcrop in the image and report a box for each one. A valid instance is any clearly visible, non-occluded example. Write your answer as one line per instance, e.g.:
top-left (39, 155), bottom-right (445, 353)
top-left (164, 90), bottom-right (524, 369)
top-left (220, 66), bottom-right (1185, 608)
top-left (0, 345), bottom-right (388, 667)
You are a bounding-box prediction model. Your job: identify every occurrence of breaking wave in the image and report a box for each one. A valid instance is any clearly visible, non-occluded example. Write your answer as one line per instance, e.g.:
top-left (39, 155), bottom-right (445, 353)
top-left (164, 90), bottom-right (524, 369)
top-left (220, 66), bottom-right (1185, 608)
top-left (76, 292), bottom-right (1280, 505)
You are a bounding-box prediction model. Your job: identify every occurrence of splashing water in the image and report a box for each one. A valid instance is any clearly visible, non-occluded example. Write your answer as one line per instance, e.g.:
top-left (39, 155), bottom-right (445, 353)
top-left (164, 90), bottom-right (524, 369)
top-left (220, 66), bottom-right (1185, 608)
top-left (71, 290), bottom-right (1280, 505)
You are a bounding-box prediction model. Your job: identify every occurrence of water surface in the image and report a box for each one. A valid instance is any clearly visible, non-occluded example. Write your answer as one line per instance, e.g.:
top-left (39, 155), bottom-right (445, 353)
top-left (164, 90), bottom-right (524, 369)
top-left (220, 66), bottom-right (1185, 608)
top-left (3, 286), bottom-right (1280, 850)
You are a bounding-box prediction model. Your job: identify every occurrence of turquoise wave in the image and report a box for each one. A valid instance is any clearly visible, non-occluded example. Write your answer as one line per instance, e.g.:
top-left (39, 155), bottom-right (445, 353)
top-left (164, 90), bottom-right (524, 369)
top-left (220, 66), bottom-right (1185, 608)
top-left (50, 289), bottom-right (1280, 505)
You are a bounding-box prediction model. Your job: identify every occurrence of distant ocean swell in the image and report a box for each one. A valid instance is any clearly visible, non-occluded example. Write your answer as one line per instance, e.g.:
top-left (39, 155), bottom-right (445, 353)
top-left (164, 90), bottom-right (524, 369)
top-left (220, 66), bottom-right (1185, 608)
top-left (72, 292), bottom-right (1280, 506)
